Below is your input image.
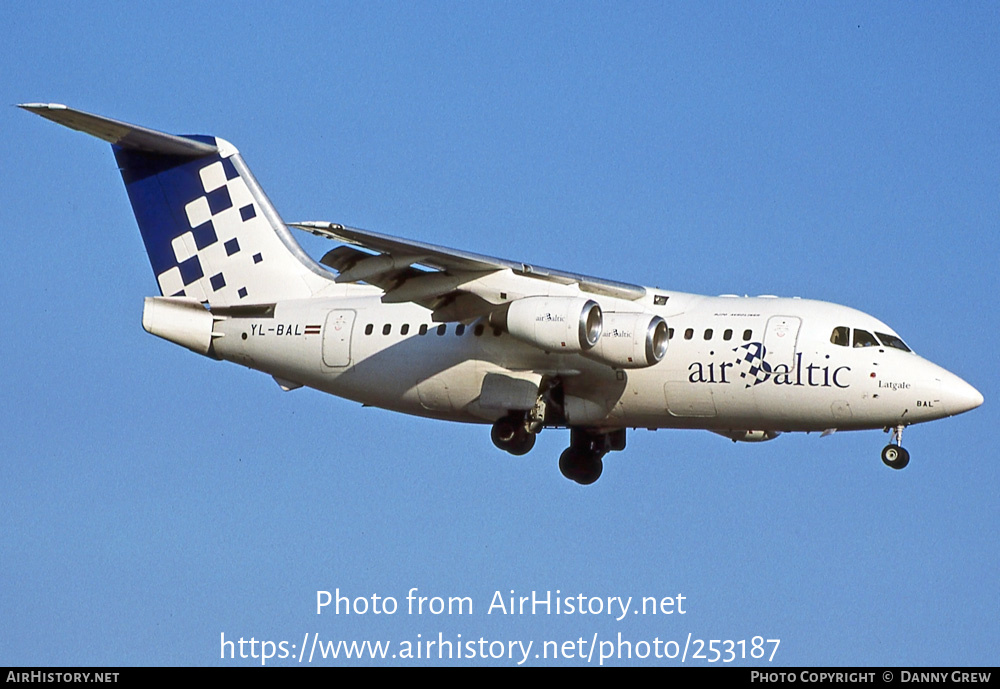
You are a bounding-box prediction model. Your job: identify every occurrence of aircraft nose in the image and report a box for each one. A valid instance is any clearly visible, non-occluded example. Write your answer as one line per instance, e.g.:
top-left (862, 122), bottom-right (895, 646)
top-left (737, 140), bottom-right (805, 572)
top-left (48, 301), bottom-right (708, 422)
top-left (943, 374), bottom-right (984, 416)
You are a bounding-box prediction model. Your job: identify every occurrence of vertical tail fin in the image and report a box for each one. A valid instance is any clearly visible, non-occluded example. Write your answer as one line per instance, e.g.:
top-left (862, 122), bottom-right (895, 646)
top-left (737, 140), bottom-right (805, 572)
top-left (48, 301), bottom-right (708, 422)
top-left (21, 103), bottom-right (332, 305)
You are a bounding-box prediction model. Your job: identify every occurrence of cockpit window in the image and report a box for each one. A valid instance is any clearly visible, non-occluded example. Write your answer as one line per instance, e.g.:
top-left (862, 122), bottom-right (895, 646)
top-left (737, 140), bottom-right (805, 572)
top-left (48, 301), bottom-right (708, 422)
top-left (876, 332), bottom-right (912, 352)
top-left (830, 326), bottom-right (849, 347)
top-left (853, 329), bottom-right (879, 348)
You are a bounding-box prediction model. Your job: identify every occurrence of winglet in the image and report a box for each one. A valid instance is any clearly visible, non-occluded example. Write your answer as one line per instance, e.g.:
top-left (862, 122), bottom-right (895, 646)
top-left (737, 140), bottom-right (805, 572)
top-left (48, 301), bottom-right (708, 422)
top-left (19, 102), bottom-right (217, 157)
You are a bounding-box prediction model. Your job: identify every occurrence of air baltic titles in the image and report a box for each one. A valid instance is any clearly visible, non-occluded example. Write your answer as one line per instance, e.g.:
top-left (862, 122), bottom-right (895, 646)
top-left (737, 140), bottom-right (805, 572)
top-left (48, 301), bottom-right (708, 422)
top-left (22, 103), bottom-right (983, 484)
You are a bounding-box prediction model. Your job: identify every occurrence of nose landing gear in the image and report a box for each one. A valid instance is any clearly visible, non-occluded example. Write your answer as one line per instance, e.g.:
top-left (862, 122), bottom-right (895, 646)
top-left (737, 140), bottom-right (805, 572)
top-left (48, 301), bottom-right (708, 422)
top-left (881, 425), bottom-right (910, 470)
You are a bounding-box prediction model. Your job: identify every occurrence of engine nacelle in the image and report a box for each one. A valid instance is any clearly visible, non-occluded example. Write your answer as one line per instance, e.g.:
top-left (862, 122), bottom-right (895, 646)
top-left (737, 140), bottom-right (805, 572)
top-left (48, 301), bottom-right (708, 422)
top-left (493, 296), bottom-right (602, 353)
top-left (584, 312), bottom-right (668, 368)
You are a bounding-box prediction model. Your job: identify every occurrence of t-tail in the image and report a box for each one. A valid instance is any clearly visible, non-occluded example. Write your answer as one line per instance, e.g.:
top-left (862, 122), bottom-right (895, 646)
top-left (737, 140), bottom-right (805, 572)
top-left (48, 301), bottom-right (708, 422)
top-left (20, 103), bottom-right (333, 307)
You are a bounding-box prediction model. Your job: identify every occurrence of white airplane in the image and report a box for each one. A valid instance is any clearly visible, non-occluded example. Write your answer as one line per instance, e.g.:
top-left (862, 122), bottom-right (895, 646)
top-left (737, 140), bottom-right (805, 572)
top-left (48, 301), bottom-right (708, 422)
top-left (23, 103), bottom-right (983, 484)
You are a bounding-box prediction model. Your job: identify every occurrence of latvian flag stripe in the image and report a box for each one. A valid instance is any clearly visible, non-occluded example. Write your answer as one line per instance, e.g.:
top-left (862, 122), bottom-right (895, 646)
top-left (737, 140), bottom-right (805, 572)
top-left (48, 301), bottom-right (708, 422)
top-left (304, 325), bottom-right (321, 335)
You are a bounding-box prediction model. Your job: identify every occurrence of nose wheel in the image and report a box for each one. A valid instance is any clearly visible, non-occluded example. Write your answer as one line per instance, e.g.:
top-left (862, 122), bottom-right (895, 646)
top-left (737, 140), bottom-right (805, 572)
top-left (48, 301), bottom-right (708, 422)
top-left (881, 444), bottom-right (910, 469)
top-left (881, 425), bottom-right (910, 470)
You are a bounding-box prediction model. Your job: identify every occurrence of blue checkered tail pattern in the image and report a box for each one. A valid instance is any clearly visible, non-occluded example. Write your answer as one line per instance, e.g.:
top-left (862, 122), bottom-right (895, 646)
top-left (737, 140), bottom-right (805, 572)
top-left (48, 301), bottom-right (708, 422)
top-left (19, 103), bottom-right (332, 306)
top-left (115, 137), bottom-right (332, 305)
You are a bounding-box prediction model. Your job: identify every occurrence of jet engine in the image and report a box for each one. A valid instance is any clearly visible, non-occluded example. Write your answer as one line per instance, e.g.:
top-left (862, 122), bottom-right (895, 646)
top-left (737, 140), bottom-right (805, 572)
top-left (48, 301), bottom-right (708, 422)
top-left (491, 296), bottom-right (602, 353)
top-left (584, 312), bottom-right (669, 368)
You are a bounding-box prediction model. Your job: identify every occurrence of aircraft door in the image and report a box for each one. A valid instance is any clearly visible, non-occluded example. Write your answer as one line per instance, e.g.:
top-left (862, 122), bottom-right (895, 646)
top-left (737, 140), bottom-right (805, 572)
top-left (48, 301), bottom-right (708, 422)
top-left (322, 309), bottom-right (356, 367)
top-left (663, 380), bottom-right (718, 417)
top-left (763, 316), bottom-right (801, 372)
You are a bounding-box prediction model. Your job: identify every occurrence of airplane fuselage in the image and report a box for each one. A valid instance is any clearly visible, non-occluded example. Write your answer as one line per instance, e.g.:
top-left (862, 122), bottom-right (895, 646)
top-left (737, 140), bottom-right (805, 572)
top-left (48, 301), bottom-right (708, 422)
top-left (209, 286), bottom-right (975, 437)
top-left (25, 102), bottom-right (982, 483)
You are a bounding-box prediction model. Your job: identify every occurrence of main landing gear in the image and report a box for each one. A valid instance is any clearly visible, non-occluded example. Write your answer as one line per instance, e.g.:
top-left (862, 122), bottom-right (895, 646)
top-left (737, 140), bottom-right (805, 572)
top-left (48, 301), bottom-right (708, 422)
top-left (558, 428), bottom-right (625, 485)
top-left (490, 415), bottom-right (624, 485)
top-left (490, 378), bottom-right (557, 456)
top-left (881, 424), bottom-right (910, 470)
top-left (489, 377), bottom-right (624, 484)
top-left (490, 413), bottom-right (536, 456)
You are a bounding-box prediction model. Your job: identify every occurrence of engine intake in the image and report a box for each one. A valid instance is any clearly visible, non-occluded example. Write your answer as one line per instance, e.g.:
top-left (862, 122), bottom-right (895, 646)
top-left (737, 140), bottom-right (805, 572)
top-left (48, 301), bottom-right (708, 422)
top-left (584, 312), bottom-right (668, 368)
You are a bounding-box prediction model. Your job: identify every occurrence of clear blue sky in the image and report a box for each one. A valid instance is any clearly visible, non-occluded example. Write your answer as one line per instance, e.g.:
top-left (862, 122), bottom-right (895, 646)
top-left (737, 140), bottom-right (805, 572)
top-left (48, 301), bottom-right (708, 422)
top-left (2, 2), bottom-right (997, 666)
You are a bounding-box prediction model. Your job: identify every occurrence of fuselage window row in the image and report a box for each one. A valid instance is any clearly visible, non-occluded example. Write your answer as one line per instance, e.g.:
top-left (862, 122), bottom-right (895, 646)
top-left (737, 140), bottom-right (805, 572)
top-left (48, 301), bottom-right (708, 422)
top-left (362, 322), bottom-right (503, 338)
top-left (678, 327), bottom-right (753, 342)
top-left (364, 321), bottom-right (760, 345)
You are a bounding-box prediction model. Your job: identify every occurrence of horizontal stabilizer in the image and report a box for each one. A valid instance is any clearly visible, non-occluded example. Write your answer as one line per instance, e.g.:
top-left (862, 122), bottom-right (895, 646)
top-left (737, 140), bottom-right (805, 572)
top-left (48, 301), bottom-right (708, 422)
top-left (19, 103), bottom-right (217, 157)
top-left (23, 102), bottom-right (333, 304)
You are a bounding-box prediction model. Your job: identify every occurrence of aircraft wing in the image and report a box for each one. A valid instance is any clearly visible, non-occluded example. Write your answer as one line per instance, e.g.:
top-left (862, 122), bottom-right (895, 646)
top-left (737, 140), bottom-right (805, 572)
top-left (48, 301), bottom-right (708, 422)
top-left (291, 221), bottom-right (647, 318)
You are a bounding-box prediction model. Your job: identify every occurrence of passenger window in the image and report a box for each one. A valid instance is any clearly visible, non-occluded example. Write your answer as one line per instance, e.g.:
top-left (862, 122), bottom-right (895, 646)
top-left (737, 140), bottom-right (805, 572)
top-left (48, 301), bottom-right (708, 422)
top-left (667, 327), bottom-right (675, 340)
top-left (364, 324), bottom-right (373, 336)
top-left (684, 328), bottom-right (694, 340)
top-left (400, 324), bottom-right (410, 336)
top-left (830, 326), bottom-right (849, 347)
top-left (419, 324), bottom-right (428, 336)
top-left (853, 329), bottom-right (878, 348)
top-left (437, 324), bottom-right (447, 336)
top-left (743, 329), bottom-right (752, 341)
top-left (382, 324), bottom-right (391, 336)
top-left (474, 324), bottom-right (484, 337)
top-left (456, 324), bottom-right (466, 336)
top-left (876, 331), bottom-right (912, 352)
top-left (704, 329), bottom-right (713, 340)
top-left (723, 329), bottom-right (733, 341)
